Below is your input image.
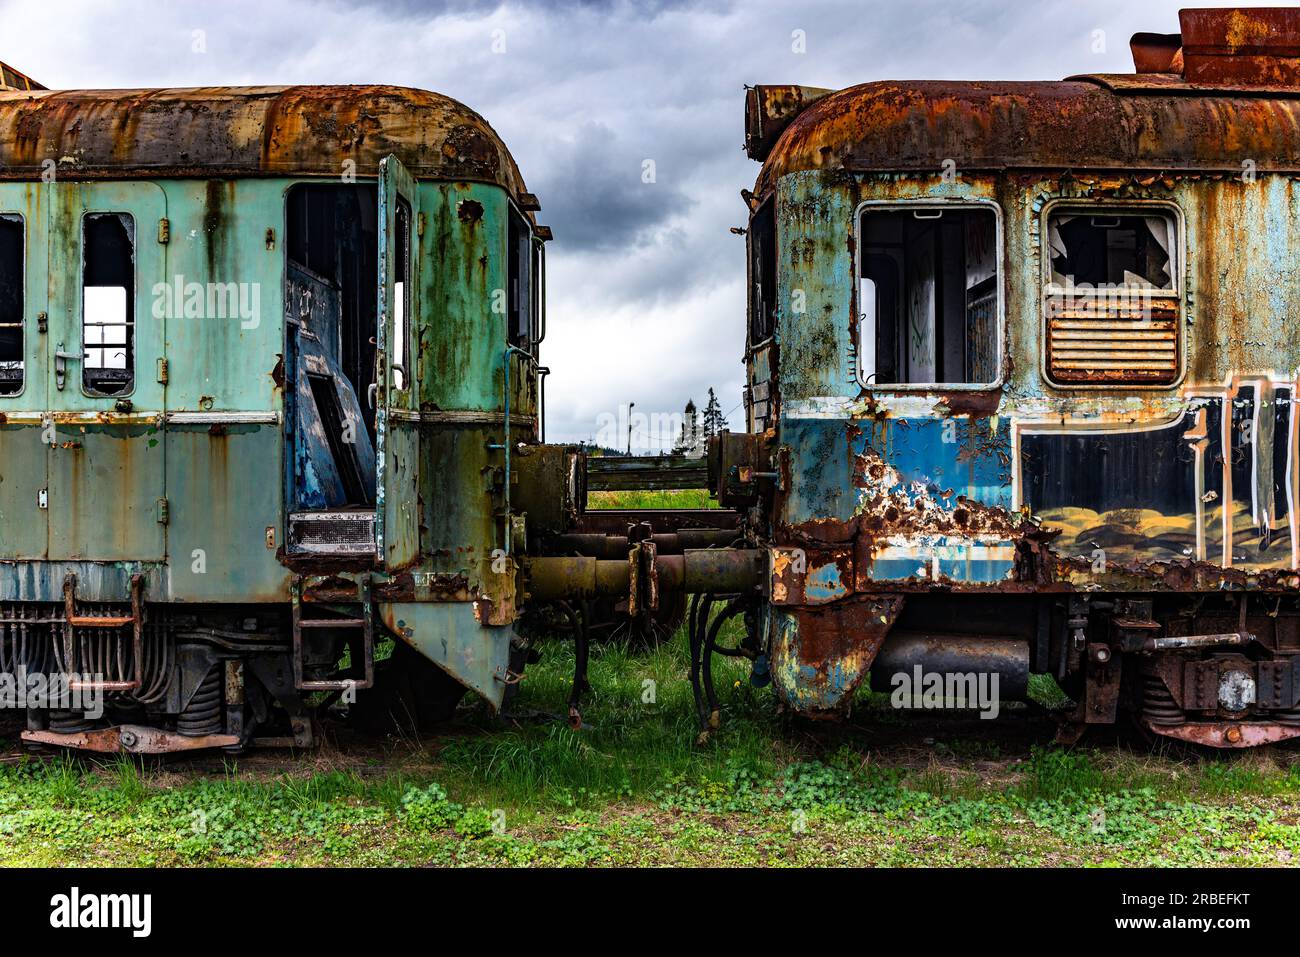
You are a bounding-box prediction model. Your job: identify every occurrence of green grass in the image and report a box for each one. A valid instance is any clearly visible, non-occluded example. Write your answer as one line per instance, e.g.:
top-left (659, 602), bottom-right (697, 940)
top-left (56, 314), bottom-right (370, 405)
top-left (5, 623), bottom-right (1300, 866)
top-left (586, 489), bottom-right (718, 509)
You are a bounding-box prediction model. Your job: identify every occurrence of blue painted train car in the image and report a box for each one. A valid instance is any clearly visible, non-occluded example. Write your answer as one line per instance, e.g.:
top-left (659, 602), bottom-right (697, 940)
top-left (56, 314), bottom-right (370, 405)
top-left (716, 7), bottom-right (1300, 746)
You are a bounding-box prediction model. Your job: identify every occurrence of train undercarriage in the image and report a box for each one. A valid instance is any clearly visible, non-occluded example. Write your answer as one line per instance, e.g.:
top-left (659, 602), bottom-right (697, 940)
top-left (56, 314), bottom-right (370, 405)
top-left (9, 517), bottom-right (1300, 755)
top-left (853, 591), bottom-right (1300, 750)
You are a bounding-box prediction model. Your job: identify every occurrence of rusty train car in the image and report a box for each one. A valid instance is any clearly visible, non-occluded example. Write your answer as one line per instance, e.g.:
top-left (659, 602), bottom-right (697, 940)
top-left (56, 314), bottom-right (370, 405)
top-left (715, 7), bottom-right (1300, 747)
top-left (0, 74), bottom-right (607, 752)
top-left (5, 6), bottom-right (1300, 756)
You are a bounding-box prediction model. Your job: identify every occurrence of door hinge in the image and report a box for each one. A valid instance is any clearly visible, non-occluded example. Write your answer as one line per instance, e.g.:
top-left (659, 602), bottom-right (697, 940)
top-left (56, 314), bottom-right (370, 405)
top-left (157, 356), bottom-right (169, 384)
top-left (156, 497), bottom-right (169, 525)
top-left (37, 489), bottom-right (47, 510)
top-left (157, 218), bottom-right (170, 244)
top-left (417, 211), bottom-right (425, 237)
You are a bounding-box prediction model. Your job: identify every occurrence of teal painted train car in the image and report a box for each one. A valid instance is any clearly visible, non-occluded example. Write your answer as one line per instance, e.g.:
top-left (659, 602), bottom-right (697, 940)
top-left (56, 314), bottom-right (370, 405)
top-left (715, 8), bottom-right (1300, 746)
top-left (0, 79), bottom-right (580, 751)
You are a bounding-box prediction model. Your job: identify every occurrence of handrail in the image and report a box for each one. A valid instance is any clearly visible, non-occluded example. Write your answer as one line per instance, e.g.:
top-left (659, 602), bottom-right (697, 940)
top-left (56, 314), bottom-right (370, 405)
top-left (490, 343), bottom-right (536, 555)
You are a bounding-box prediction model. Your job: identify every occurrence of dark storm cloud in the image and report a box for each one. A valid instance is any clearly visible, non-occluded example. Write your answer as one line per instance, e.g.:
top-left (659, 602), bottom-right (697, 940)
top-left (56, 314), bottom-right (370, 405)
top-left (529, 121), bottom-right (695, 252)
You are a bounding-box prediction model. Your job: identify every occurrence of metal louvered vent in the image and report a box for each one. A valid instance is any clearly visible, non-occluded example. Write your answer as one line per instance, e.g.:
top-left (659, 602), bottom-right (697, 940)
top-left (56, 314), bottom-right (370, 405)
top-left (287, 511), bottom-right (376, 556)
top-left (1047, 296), bottom-right (1179, 385)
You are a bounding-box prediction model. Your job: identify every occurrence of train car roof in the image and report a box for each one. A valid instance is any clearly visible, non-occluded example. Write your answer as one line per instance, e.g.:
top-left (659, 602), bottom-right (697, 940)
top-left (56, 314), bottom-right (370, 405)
top-left (752, 76), bottom-right (1300, 197)
top-left (751, 8), bottom-right (1300, 198)
top-left (0, 84), bottom-right (533, 201)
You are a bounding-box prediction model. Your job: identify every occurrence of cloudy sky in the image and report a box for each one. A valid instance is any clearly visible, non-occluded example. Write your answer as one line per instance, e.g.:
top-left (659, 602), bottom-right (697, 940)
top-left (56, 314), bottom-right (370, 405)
top-left (1, 0), bottom-right (1247, 450)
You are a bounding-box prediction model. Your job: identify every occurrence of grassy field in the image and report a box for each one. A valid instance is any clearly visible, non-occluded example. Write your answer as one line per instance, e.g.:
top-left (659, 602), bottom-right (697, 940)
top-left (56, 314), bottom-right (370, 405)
top-left (586, 488), bottom-right (718, 509)
top-left (3, 623), bottom-right (1300, 867)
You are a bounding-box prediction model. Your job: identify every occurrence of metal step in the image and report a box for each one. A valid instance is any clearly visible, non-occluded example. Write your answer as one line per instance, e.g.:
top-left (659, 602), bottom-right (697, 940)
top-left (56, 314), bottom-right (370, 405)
top-left (291, 577), bottom-right (374, 692)
top-left (62, 572), bottom-right (144, 693)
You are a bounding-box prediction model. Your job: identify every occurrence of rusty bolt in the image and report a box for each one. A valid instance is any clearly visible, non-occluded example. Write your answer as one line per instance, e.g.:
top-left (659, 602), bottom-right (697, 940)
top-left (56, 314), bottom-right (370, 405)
top-left (1225, 726), bottom-right (1243, 744)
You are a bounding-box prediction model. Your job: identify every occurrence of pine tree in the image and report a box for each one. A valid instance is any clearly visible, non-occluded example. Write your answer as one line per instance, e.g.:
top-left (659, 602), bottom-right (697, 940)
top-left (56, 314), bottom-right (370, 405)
top-left (702, 388), bottom-right (728, 439)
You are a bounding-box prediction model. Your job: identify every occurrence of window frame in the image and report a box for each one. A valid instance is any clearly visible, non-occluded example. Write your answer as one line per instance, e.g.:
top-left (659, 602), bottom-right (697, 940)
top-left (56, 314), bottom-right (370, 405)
top-left (0, 212), bottom-right (25, 399)
top-left (852, 198), bottom-right (1005, 393)
top-left (747, 198), bottom-right (777, 349)
top-left (506, 200), bottom-right (539, 354)
top-left (79, 210), bottom-right (137, 399)
top-left (1039, 197), bottom-right (1186, 392)
top-left (530, 235), bottom-right (545, 347)
top-left (391, 196), bottom-right (413, 394)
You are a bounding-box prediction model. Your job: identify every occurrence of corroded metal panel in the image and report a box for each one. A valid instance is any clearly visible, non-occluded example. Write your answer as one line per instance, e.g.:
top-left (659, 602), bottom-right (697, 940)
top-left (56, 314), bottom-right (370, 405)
top-left (419, 182), bottom-right (510, 413)
top-left (769, 595), bottom-right (904, 716)
top-left (161, 179), bottom-right (285, 414)
top-left (379, 600), bottom-right (512, 710)
top-left (414, 180), bottom-right (537, 598)
top-left (0, 86), bottom-right (531, 202)
top-left (755, 82), bottom-right (1300, 198)
top-left (47, 422), bottom-right (164, 560)
top-left (165, 422), bottom-right (288, 602)
top-left (0, 423), bottom-right (46, 558)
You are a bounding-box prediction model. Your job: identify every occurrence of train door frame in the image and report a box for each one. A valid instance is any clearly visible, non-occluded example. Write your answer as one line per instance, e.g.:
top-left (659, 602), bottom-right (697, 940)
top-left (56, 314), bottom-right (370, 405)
top-left (375, 154), bottom-right (420, 569)
top-left (0, 184), bottom-right (49, 559)
top-left (45, 181), bottom-right (169, 562)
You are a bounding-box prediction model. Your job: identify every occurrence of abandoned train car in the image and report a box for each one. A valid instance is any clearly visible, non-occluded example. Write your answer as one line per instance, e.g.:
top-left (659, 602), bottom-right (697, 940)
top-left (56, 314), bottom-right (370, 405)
top-left (0, 76), bottom-right (586, 752)
top-left (718, 7), bottom-right (1300, 746)
top-left (7, 5), bottom-right (1300, 756)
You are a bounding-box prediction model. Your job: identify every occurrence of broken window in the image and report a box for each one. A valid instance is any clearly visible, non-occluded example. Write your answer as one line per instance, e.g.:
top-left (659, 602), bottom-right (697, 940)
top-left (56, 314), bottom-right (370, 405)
top-left (393, 200), bottom-right (411, 391)
top-left (857, 206), bottom-right (999, 386)
top-left (82, 213), bottom-right (135, 396)
top-left (0, 215), bottom-right (22, 395)
top-left (508, 205), bottom-right (535, 350)
top-left (1045, 209), bottom-right (1179, 386)
top-left (749, 201), bottom-right (776, 344)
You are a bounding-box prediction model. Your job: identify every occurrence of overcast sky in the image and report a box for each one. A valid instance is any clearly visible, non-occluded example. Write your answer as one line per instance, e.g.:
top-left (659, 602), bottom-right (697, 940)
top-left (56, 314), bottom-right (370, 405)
top-left (1, 0), bottom-right (1250, 450)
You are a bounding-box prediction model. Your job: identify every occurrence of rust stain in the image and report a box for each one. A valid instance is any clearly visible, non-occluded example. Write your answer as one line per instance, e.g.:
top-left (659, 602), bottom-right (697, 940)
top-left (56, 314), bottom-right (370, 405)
top-left (0, 85), bottom-right (535, 213)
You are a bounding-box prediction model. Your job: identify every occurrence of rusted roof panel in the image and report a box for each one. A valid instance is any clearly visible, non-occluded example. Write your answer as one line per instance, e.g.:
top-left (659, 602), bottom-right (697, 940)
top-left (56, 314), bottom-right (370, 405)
top-left (1181, 6), bottom-right (1300, 85)
top-left (755, 79), bottom-right (1300, 194)
top-left (0, 84), bottom-right (528, 196)
top-left (1131, 33), bottom-right (1185, 74)
top-left (744, 84), bottom-right (834, 162)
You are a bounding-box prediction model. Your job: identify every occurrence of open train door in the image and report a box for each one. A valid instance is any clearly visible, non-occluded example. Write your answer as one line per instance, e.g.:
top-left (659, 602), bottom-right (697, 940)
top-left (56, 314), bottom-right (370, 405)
top-left (375, 155), bottom-right (420, 568)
